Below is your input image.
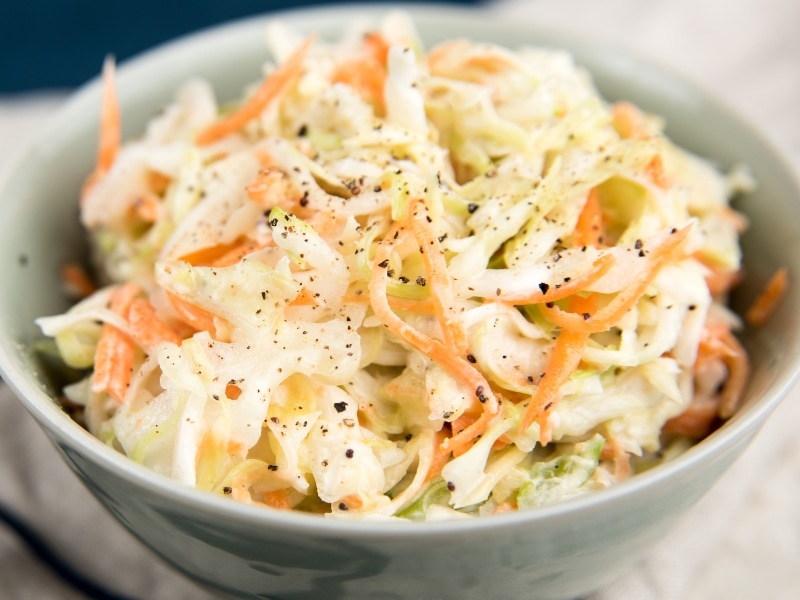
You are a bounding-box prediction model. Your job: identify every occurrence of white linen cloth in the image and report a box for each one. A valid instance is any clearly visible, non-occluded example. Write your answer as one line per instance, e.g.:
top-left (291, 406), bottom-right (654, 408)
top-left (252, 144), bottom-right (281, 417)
top-left (0, 0), bottom-right (797, 597)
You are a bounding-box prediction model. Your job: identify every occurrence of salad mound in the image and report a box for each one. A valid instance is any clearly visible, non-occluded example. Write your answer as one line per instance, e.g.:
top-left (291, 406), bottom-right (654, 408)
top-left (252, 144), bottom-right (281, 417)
top-left (38, 13), bottom-right (756, 519)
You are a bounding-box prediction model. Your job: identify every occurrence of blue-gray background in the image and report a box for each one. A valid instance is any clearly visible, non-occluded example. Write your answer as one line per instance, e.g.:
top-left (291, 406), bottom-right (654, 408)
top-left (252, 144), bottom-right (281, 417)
top-left (0, 0), bottom-right (480, 92)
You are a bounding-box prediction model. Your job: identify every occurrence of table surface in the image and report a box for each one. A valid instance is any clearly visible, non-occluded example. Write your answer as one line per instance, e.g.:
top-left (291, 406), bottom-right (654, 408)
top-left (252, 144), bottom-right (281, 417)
top-left (1, 0), bottom-right (798, 598)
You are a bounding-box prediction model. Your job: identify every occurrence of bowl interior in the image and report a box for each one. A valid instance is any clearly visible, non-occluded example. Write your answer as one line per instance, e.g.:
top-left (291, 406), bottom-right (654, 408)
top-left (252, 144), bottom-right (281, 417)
top-left (0, 3), bottom-right (798, 529)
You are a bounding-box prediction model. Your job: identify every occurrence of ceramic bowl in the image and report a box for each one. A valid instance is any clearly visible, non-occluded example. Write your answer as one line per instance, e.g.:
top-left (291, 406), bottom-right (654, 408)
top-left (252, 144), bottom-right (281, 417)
top-left (0, 5), bottom-right (798, 600)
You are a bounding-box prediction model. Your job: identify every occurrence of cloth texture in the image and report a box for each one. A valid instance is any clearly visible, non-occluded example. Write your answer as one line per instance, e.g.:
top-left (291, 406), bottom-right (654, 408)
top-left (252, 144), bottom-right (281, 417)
top-left (0, 0), bottom-right (798, 597)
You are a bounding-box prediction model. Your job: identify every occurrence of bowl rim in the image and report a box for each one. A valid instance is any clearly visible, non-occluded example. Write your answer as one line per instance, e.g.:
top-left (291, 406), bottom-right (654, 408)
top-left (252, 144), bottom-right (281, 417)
top-left (1, 1), bottom-right (799, 539)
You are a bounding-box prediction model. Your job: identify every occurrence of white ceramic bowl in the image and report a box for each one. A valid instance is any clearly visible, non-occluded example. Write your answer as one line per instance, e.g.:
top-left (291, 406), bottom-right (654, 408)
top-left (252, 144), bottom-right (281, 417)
top-left (1, 5), bottom-right (798, 599)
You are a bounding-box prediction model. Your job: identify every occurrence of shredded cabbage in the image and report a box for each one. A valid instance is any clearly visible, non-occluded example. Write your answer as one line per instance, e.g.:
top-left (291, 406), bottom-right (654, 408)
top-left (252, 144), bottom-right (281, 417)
top-left (37, 11), bottom-right (753, 520)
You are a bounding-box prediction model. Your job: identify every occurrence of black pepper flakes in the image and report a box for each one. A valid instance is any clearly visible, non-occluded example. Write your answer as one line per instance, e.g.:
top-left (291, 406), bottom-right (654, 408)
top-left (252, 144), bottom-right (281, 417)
top-left (476, 386), bottom-right (488, 403)
top-left (539, 282), bottom-right (550, 295)
top-left (447, 481), bottom-right (456, 491)
top-left (345, 448), bottom-right (354, 458)
top-left (223, 486), bottom-right (232, 495)
top-left (333, 401), bottom-right (348, 413)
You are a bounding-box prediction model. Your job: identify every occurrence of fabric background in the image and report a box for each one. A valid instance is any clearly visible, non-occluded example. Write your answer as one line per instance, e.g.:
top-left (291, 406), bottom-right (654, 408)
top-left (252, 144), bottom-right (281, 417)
top-left (0, 0), bottom-right (797, 597)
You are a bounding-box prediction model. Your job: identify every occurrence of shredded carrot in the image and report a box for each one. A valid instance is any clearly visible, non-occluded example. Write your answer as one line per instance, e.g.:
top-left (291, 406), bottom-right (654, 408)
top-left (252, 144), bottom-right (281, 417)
top-left (448, 412), bottom-right (478, 457)
top-left (245, 166), bottom-right (298, 211)
top-left (424, 429), bottom-right (452, 483)
top-left (179, 237), bottom-right (272, 268)
top-left (540, 225), bottom-right (691, 334)
top-left (368, 222), bottom-right (499, 417)
top-left (338, 494), bottom-right (365, 511)
top-left (410, 197), bottom-right (469, 356)
top-left (664, 399), bottom-right (718, 438)
top-left (611, 101), bottom-right (646, 140)
top-left (363, 32), bottom-right (391, 66)
top-left (225, 384), bottom-right (242, 400)
top-left (426, 40), bottom-right (469, 72)
top-left (289, 287), bottom-right (319, 307)
top-left (210, 240), bottom-right (273, 268)
top-left (645, 155), bottom-right (670, 189)
top-left (745, 267), bottom-right (788, 326)
top-left (716, 327), bottom-right (749, 419)
top-left (427, 39), bottom-right (514, 75)
top-left (601, 436), bottom-right (632, 481)
top-left (443, 410), bottom-right (500, 456)
top-left (496, 253), bottom-right (615, 306)
top-left (519, 294), bottom-right (596, 441)
top-left (574, 187), bottom-right (604, 249)
top-left (692, 322), bottom-right (750, 420)
top-left (492, 501), bottom-right (517, 515)
top-left (695, 253), bottom-right (743, 298)
top-left (148, 170), bottom-right (171, 195)
top-left (344, 292), bottom-right (435, 314)
top-left (61, 262), bottom-right (96, 299)
top-left (81, 56), bottom-right (121, 202)
top-left (332, 32), bottom-right (391, 112)
top-left (263, 489), bottom-right (292, 510)
top-left (166, 291), bottom-right (218, 335)
top-left (92, 282), bottom-right (140, 403)
top-left (97, 57), bottom-right (121, 173)
top-left (196, 35), bottom-right (316, 146)
top-left (132, 191), bottom-right (161, 222)
top-left (332, 59), bottom-right (387, 113)
top-left (179, 239), bottom-right (251, 266)
top-left (127, 298), bottom-right (183, 352)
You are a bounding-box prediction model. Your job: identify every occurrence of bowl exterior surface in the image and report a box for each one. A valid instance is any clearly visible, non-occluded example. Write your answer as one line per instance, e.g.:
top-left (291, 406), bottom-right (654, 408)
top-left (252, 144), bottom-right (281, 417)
top-left (0, 4), bottom-right (798, 600)
top-left (46, 423), bottom-right (758, 600)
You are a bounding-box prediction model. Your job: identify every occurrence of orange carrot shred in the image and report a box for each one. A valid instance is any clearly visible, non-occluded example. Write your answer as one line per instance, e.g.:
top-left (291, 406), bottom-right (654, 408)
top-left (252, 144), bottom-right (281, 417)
top-left (196, 35), bottom-right (315, 146)
top-left (81, 56), bottom-right (121, 203)
top-left (97, 56), bottom-right (121, 173)
top-left (263, 489), bottom-right (292, 510)
top-left (664, 399), bottom-right (718, 439)
top-left (127, 298), bottom-right (183, 352)
top-left (444, 410), bottom-right (501, 456)
top-left (424, 429), bottom-right (452, 483)
top-left (61, 262), bottom-right (97, 299)
top-left (540, 225), bottom-right (691, 334)
top-left (573, 187), bottom-right (604, 249)
top-left (645, 155), bottom-right (670, 189)
top-left (611, 101), bottom-right (646, 140)
top-left (92, 282), bottom-right (140, 403)
top-left (132, 191), bottom-right (161, 222)
top-left (225, 384), bottom-right (242, 400)
top-left (496, 253), bottom-right (615, 306)
top-left (716, 328), bottom-right (749, 419)
top-left (331, 33), bottom-right (390, 113)
top-left (410, 197), bottom-right (469, 356)
top-left (369, 222), bottom-right (498, 416)
top-left (166, 291), bottom-right (218, 335)
top-left (245, 167), bottom-right (298, 211)
top-left (520, 294), bottom-right (597, 440)
top-left (344, 292), bottom-right (436, 314)
top-left (745, 267), bottom-right (788, 326)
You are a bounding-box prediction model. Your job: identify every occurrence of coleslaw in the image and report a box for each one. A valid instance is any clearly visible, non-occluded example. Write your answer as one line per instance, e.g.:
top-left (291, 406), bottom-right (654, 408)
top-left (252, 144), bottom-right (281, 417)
top-left (37, 12), bottom-right (759, 520)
